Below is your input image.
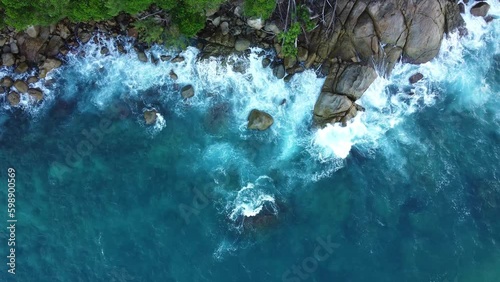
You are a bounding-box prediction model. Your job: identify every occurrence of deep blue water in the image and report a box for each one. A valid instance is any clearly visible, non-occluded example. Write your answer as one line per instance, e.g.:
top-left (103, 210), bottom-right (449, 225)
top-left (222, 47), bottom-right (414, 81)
top-left (0, 3), bottom-right (499, 281)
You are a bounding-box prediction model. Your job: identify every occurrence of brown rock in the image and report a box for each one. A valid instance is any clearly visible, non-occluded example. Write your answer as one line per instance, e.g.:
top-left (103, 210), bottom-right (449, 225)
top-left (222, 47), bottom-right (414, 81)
top-left (1, 77), bottom-right (14, 87)
top-left (171, 56), bottom-right (185, 63)
top-left (27, 76), bottom-right (39, 84)
top-left (409, 73), bottom-right (424, 84)
top-left (45, 35), bottom-right (64, 57)
top-left (313, 92), bottom-right (353, 126)
top-left (7, 92), bottom-right (20, 106)
top-left (10, 42), bottom-right (19, 54)
top-left (28, 88), bottom-right (43, 101)
top-left (404, 0), bottom-right (445, 64)
top-left (297, 47), bottom-right (308, 62)
top-left (333, 64), bottom-right (377, 100)
top-left (471, 2), bottom-right (490, 18)
top-left (284, 56), bottom-right (297, 69)
top-left (181, 85), bottom-right (195, 99)
top-left (247, 109), bottom-right (274, 131)
top-left (169, 70), bottom-right (178, 80)
top-left (20, 37), bottom-right (45, 62)
top-left (13, 80), bottom-right (28, 93)
top-left (144, 110), bottom-right (157, 125)
top-left (79, 32), bottom-right (92, 44)
top-left (14, 62), bottom-right (29, 74)
top-left (39, 58), bottom-right (62, 78)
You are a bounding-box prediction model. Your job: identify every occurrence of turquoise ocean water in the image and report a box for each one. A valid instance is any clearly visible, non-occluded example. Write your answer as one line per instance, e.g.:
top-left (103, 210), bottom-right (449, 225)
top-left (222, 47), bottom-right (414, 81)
top-left (1, 2), bottom-right (499, 281)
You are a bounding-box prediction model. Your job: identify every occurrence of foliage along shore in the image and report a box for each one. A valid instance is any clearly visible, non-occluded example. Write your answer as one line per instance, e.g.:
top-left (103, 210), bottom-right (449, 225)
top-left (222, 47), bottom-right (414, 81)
top-left (0, 0), bottom-right (494, 127)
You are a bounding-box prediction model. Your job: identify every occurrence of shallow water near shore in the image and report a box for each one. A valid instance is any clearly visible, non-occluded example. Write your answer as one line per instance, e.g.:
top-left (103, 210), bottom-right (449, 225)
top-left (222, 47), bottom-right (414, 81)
top-left (1, 1), bottom-right (499, 281)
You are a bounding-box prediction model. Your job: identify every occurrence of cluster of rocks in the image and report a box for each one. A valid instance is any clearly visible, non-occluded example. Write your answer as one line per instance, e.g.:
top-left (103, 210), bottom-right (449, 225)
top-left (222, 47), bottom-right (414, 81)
top-left (1, 1), bottom-right (493, 129)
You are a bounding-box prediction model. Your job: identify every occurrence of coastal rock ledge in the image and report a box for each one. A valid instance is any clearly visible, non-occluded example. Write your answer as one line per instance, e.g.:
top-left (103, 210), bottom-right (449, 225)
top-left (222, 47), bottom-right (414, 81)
top-left (307, 0), bottom-right (464, 127)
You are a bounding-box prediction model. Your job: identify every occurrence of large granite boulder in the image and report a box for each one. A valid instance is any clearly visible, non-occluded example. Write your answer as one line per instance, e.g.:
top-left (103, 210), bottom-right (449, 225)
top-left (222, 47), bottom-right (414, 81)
top-left (471, 2), bottom-right (490, 18)
top-left (247, 109), bottom-right (274, 131)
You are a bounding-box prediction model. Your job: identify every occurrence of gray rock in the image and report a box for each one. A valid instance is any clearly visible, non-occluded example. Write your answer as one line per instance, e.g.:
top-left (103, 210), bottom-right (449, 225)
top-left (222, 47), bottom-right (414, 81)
top-left (0, 35), bottom-right (6, 47)
top-left (273, 64), bottom-right (285, 79)
top-left (264, 22), bottom-right (280, 34)
top-left (181, 85), bottom-right (195, 99)
top-left (7, 92), bottom-right (20, 106)
top-left (27, 88), bottom-right (43, 101)
top-left (169, 70), bottom-right (178, 80)
top-left (262, 58), bottom-right (271, 68)
top-left (220, 22), bottom-right (230, 35)
top-left (10, 42), bottom-right (19, 54)
top-left (13, 80), bottom-right (28, 93)
top-left (171, 56), bottom-right (185, 63)
top-left (235, 38), bottom-right (251, 51)
top-left (160, 55), bottom-right (172, 61)
top-left (137, 52), bottom-right (148, 62)
top-left (247, 18), bottom-right (264, 30)
top-left (471, 2), bottom-right (490, 18)
top-left (144, 110), bottom-right (157, 125)
top-left (1, 53), bottom-right (15, 66)
top-left (409, 73), bottom-right (424, 84)
top-left (25, 26), bottom-right (40, 38)
top-left (247, 109), bottom-right (274, 131)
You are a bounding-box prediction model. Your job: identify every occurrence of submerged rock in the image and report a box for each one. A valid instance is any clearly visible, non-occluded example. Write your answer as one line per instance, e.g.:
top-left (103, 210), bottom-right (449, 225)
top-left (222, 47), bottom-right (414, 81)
top-left (144, 110), bottom-right (157, 125)
top-left (247, 109), bottom-right (274, 131)
top-left (409, 73), bottom-right (424, 84)
top-left (7, 91), bottom-right (20, 106)
top-left (181, 85), bottom-right (195, 99)
top-left (28, 88), bottom-right (43, 101)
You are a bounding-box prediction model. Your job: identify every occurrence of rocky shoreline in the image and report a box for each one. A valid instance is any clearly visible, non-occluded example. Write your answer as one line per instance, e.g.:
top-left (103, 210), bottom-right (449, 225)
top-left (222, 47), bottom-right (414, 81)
top-left (0, 0), bottom-right (493, 128)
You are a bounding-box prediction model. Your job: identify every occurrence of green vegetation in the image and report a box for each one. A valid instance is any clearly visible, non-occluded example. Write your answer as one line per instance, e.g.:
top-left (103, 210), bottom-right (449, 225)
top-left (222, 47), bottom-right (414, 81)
top-left (244, 0), bottom-right (276, 19)
top-left (0, 0), bottom-right (225, 37)
top-left (278, 4), bottom-right (316, 57)
top-left (278, 22), bottom-right (301, 57)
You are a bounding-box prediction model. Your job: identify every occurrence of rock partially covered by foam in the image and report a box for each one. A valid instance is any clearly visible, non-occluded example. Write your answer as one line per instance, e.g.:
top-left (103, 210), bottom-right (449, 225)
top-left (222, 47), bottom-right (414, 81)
top-left (471, 2), bottom-right (490, 18)
top-left (247, 109), bottom-right (274, 131)
top-left (143, 110), bottom-right (157, 125)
